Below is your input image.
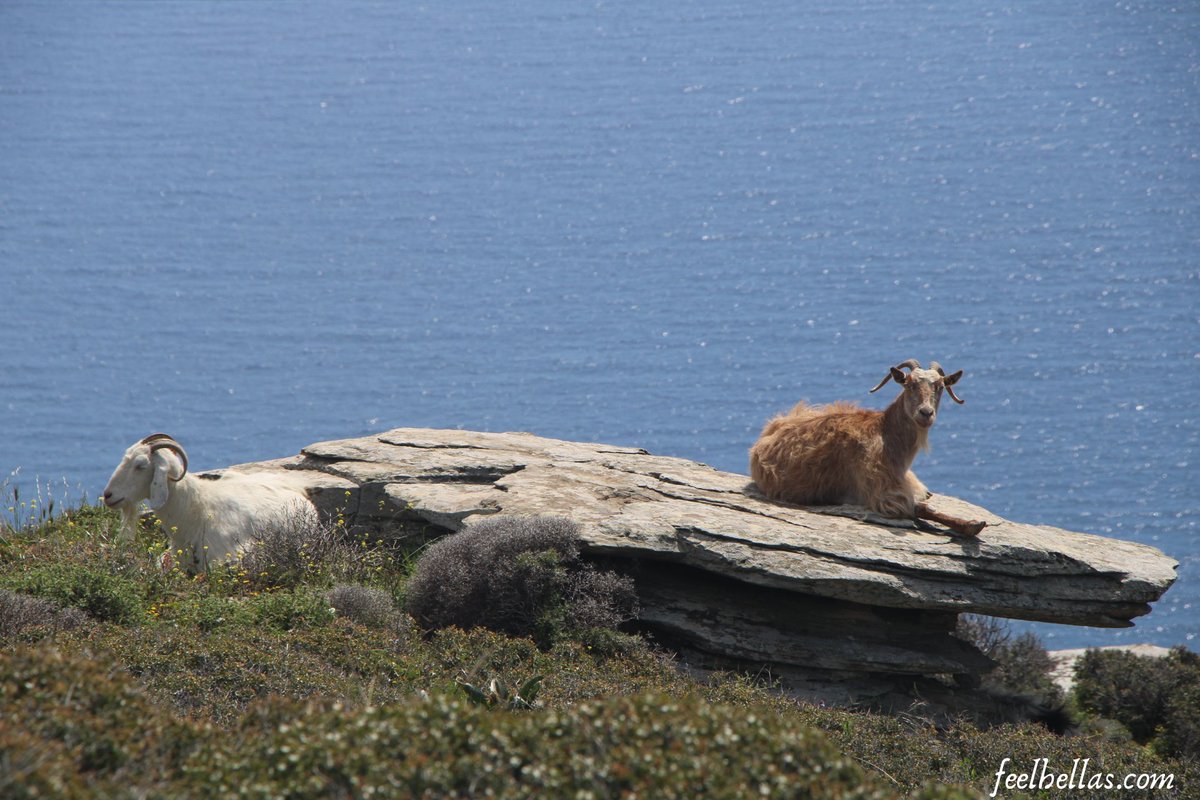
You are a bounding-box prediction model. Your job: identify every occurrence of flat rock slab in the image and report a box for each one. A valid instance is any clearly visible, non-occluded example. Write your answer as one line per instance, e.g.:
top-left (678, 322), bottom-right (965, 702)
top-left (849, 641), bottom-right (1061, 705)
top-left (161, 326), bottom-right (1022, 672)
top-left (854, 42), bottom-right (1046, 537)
top-left (237, 427), bottom-right (1176, 629)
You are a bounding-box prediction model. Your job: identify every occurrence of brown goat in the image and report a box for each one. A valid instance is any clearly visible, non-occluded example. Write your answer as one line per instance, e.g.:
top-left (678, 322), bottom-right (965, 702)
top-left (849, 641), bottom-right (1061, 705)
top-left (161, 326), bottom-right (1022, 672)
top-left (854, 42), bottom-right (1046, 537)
top-left (750, 359), bottom-right (984, 536)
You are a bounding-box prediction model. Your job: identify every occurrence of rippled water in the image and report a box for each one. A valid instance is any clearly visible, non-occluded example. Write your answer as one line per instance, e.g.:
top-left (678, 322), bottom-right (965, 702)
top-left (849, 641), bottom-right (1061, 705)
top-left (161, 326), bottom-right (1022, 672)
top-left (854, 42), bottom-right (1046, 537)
top-left (2, 1), bottom-right (1196, 648)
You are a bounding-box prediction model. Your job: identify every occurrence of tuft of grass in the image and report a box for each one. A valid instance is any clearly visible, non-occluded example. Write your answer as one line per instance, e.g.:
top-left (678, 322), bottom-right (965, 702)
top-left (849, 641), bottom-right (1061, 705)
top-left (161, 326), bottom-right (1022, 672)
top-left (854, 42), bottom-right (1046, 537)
top-left (1, 470), bottom-right (82, 536)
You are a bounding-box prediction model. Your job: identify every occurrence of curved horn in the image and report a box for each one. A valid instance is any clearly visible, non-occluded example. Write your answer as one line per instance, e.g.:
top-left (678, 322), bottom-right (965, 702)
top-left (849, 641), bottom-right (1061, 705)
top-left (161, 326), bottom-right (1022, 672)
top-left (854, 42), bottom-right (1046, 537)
top-left (148, 439), bottom-right (188, 481)
top-left (140, 433), bottom-right (175, 445)
top-left (933, 364), bottom-right (966, 405)
top-left (868, 373), bottom-right (894, 393)
top-left (868, 359), bottom-right (921, 393)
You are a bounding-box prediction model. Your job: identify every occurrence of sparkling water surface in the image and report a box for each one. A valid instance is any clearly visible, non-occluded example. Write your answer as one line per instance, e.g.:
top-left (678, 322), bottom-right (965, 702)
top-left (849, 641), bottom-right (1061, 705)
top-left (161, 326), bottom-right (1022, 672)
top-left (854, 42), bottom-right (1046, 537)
top-left (2, 1), bottom-right (1196, 648)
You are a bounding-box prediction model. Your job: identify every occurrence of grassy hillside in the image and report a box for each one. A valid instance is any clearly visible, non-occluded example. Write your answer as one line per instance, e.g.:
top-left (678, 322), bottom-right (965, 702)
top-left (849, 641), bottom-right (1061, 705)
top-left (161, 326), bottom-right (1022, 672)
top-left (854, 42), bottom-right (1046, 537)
top-left (0, 504), bottom-right (1193, 798)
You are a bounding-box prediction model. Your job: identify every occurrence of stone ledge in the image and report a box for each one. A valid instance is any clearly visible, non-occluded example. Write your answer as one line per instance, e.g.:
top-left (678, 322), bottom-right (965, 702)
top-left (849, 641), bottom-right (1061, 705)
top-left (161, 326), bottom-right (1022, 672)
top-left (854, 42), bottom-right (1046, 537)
top-left (223, 427), bottom-right (1178, 717)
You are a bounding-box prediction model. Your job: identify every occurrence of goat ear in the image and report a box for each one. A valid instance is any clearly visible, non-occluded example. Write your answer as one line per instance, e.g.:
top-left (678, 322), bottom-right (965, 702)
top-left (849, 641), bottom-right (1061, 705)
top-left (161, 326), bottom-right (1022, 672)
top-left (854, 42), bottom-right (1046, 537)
top-left (148, 453), bottom-right (173, 510)
top-left (890, 366), bottom-right (909, 385)
top-left (942, 369), bottom-right (964, 386)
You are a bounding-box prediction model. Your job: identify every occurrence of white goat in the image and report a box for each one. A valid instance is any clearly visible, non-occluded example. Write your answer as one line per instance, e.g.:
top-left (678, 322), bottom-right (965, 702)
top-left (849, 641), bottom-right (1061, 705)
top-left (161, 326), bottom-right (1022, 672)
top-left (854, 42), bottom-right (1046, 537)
top-left (102, 433), bottom-right (318, 572)
top-left (749, 360), bottom-right (985, 537)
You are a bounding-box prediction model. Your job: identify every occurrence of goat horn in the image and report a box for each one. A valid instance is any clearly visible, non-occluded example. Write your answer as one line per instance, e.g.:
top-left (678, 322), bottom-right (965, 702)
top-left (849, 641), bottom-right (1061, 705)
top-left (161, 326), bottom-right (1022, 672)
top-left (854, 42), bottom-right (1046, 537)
top-left (868, 359), bottom-right (921, 393)
top-left (140, 433), bottom-right (175, 445)
top-left (929, 363), bottom-right (966, 404)
top-left (148, 439), bottom-right (188, 481)
top-left (868, 373), bottom-right (894, 393)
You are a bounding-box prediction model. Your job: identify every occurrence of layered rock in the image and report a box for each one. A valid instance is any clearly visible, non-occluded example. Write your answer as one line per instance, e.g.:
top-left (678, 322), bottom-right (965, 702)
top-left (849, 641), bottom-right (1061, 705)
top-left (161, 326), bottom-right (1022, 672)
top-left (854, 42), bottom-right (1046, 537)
top-left (223, 428), bottom-right (1178, 716)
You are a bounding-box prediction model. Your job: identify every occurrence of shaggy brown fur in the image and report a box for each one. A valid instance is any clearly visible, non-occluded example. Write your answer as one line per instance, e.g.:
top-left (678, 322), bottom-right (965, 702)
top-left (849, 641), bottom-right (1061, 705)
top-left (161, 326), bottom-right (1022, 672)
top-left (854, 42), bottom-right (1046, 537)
top-left (749, 361), bottom-right (963, 520)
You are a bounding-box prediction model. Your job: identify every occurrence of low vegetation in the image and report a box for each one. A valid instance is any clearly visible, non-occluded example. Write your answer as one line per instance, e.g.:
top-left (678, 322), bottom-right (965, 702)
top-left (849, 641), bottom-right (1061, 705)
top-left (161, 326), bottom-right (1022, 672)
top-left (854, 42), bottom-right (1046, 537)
top-left (1073, 646), bottom-right (1200, 760)
top-left (1, 497), bottom-right (1195, 798)
top-left (405, 515), bottom-right (638, 649)
top-left (956, 614), bottom-right (1065, 706)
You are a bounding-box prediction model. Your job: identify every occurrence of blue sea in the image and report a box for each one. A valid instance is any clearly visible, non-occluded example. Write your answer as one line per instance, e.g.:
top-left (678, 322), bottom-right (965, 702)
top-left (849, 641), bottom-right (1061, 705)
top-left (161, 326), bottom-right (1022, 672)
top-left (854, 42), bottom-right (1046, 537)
top-left (2, 1), bottom-right (1196, 649)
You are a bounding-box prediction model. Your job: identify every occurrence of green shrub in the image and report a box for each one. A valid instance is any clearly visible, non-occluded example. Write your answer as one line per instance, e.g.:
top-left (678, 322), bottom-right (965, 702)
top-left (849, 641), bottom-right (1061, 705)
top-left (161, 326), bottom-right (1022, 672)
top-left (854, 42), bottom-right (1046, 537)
top-left (186, 692), bottom-right (952, 800)
top-left (798, 697), bottom-right (1199, 800)
top-left (158, 595), bottom-right (253, 633)
top-left (1, 564), bottom-right (144, 625)
top-left (570, 625), bottom-right (648, 659)
top-left (405, 515), bottom-right (637, 648)
top-left (0, 645), bottom-right (197, 797)
top-left (1, 642), bottom-right (978, 799)
top-left (3, 507), bottom-right (1196, 799)
top-left (1158, 680), bottom-right (1200, 760)
top-left (104, 623), bottom-right (391, 725)
top-left (1073, 646), bottom-right (1200, 759)
top-left (248, 589), bottom-right (335, 632)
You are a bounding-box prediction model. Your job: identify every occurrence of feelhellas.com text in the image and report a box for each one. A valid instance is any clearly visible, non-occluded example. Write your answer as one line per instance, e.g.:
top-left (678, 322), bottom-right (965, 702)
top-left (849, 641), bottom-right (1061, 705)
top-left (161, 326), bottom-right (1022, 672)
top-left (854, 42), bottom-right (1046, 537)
top-left (991, 757), bottom-right (1175, 796)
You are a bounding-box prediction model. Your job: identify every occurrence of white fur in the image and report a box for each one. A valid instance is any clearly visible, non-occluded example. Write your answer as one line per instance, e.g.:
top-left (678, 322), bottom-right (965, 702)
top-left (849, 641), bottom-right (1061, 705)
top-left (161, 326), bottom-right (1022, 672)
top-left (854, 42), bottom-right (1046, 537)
top-left (102, 436), bottom-right (317, 573)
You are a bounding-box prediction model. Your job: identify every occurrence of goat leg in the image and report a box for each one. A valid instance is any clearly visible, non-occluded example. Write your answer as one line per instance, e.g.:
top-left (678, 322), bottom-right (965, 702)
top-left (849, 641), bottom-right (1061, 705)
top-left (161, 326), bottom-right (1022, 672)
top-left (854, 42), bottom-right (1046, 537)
top-left (914, 501), bottom-right (986, 538)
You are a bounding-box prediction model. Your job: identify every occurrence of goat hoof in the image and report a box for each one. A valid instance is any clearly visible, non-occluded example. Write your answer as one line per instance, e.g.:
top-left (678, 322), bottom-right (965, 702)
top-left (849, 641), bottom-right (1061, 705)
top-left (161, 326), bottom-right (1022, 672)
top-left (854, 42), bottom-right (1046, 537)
top-left (961, 520), bottom-right (986, 537)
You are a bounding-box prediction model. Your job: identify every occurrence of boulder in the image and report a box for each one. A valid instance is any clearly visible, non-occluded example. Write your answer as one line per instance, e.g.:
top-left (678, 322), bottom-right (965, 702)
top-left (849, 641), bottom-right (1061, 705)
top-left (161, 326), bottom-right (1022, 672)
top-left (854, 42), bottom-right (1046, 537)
top-left (225, 428), bottom-right (1178, 717)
